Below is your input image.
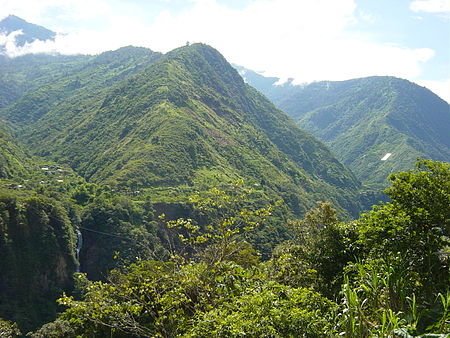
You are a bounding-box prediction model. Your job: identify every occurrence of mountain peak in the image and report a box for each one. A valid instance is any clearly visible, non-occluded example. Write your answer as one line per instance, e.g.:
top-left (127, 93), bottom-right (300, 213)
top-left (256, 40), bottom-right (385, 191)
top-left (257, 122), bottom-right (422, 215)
top-left (1, 15), bottom-right (27, 25)
top-left (0, 44), bottom-right (363, 217)
top-left (0, 15), bottom-right (56, 47)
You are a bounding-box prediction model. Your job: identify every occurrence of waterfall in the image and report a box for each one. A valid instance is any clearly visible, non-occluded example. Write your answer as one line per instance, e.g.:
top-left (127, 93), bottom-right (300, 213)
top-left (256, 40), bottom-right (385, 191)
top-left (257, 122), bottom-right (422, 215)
top-left (75, 229), bottom-right (83, 272)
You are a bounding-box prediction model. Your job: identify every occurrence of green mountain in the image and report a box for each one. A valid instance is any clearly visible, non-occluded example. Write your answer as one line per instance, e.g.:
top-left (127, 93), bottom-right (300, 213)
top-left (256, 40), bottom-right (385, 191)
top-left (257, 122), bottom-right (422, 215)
top-left (0, 15), bottom-right (56, 47)
top-left (1, 44), bottom-right (363, 217)
top-left (0, 53), bottom-right (91, 109)
top-left (0, 46), bottom-right (161, 121)
top-left (238, 71), bottom-right (450, 187)
top-left (2, 17), bottom-right (448, 337)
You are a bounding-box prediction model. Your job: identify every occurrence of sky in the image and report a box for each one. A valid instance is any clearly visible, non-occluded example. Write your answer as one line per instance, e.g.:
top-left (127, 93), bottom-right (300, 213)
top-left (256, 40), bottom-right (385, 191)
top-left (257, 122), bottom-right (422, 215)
top-left (0, 0), bottom-right (449, 102)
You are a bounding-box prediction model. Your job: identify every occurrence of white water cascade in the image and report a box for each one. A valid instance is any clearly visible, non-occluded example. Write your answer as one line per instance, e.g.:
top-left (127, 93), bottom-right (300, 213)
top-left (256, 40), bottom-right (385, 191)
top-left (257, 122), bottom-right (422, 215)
top-left (75, 229), bottom-right (83, 272)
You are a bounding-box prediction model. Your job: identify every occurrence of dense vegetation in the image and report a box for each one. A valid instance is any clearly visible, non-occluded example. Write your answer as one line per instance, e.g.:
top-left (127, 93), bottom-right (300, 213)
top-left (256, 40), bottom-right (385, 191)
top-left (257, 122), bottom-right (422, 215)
top-left (0, 177), bottom-right (170, 332)
top-left (0, 191), bottom-right (77, 330)
top-left (0, 43), bottom-right (365, 218)
top-left (238, 70), bottom-right (450, 188)
top-left (0, 19), bottom-right (448, 336)
top-left (0, 123), bottom-right (29, 179)
top-left (21, 159), bottom-right (449, 337)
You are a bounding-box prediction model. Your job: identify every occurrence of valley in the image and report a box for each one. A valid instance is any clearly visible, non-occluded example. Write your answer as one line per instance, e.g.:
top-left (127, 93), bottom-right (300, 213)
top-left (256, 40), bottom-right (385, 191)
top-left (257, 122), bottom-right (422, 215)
top-left (0, 14), bottom-right (449, 337)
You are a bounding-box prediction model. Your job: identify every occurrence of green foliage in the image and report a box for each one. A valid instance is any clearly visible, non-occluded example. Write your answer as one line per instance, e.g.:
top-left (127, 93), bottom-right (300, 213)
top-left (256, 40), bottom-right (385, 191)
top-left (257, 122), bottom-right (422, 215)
top-left (54, 261), bottom-right (256, 337)
top-left (269, 159), bottom-right (450, 336)
top-left (70, 182), bottom-right (106, 206)
top-left (270, 202), bottom-right (358, 297)
top-left (0, 318), bottom-right (21, 337)
top-left (187, 284), bottom-right (336, 337)
top-left (337, 159), bottom-right (450, 336)
top-left (1, 36), bottom-right (448, 337)
top-left (357, 160), bottom-right (449, 301)
top-left (337, 264), bottom-right (450, 337)
top-left (245, 74), bottom-right (450, 189)
top-left (29, 319), bottom-right (75, 338)
top-left (48, 261), bottom-right (337, 338)
top-left (0, 43), bottom-right (363, 218)
top-left (385, 159), bottom-right (450, 230)
top-left (79, 194), bottom-right (166, 280)
top-left (25, 186), bottom-right (336, 337)
top-left (268, 242), bottom-right (321, 290)
top-left (0, 191), bottom-right (77, 332)
top-left (0, 123), bottom-right (29, 179)
top-left (18, 159), bottom-right (448, 337)
top-left (164, 183), bottom-right (277, 265)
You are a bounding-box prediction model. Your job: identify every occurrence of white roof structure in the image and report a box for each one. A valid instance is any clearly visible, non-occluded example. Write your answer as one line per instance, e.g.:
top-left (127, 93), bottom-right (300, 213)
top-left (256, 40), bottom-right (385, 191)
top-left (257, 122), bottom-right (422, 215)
top-left (381, 153), bottom-right (392, 161)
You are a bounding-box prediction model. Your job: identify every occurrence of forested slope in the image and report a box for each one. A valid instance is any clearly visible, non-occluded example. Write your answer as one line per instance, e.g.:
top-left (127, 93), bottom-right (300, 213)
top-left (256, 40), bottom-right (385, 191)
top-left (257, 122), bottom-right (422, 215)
top-left (238, 70), bottom-right (450, 187)
top-left (1, 44), bottom-right (363, 217)
top-left (0, 123), bottom-right (30, 179)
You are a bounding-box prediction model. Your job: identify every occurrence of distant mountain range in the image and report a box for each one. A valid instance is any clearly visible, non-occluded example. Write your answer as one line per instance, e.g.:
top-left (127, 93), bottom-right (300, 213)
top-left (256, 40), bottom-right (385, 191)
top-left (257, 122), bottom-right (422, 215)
top-left (236, 67), bottom-right (450, 188)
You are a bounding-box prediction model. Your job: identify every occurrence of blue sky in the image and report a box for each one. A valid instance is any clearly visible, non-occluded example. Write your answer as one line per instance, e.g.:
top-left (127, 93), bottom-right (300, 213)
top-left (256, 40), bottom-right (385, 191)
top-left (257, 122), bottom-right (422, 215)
top-left (0, 0), bottom-right (449, 101)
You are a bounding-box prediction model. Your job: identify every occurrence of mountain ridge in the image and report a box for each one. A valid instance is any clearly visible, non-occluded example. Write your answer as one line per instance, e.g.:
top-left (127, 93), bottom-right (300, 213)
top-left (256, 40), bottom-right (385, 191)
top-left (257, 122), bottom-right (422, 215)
top-left (0, 43), bottom-right (364, 217)
top-left (237, 69), bottom-right (450, 187)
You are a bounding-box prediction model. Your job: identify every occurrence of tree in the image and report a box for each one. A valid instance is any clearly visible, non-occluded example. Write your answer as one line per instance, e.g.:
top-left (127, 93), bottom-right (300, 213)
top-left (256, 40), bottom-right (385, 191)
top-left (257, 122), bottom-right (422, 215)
top-left (0, 318), bottom-right (21, 337)
top-left (339, 159), bottom-right (450, 336)
top-left (357, 159), bottom-right (450, 300)
top-left (79, 195), bottom-right (165, 280)
top-left (270, 201), bottom-right (357, 297)
top-left (163, 182), bottom-right (277, 266)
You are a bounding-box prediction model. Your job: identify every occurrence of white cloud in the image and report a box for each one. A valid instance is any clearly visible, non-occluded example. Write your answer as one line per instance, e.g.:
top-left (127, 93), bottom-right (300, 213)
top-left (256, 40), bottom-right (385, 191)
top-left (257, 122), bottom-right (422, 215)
top-left (0, 0), bottom-right (440, 86)
top-left (0, 0), bottom-right (115, 33)
top-left (1, 26), bottom-right (153, 57)
top-left (2, 32), bottom-right (100, 56)
top-left (0, 30), bottom-right (27, 55)
top-left (415, 78), bottom-right (450, 103)
top-left (140, 0), bottom-right (435, 83)
top-left (410, 0), bottom-right (450, 13)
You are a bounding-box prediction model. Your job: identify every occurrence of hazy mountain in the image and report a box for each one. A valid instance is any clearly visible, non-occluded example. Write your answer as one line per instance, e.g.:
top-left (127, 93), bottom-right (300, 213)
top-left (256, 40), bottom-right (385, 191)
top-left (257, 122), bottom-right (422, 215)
top-left (0, 15), bottom-right (56, 48)
top-left (237, 68), bottom-right (450, 187)
top-left (234, 65), bottom-right (298, 104)
top-left (1, 44), bottom-right (364, 217)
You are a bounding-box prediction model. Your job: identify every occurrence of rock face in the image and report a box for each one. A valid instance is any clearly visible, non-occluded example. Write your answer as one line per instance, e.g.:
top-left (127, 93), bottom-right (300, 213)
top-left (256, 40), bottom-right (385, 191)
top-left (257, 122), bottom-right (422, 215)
top-left (0, 193), bottom-right (77, 332)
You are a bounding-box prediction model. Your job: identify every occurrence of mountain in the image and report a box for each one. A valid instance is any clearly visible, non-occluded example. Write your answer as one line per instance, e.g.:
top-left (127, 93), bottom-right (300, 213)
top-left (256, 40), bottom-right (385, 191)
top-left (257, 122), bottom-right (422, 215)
top-left (0, 121), bottom-right (79, 332)
top-left (0, 46), bottom-right (161, 117)
top-left (237, 69), bottom-right (450, 187)
top-left (0, 15), bottom-right (56, 48)
top-left (1, 44), bottom-right (363, 217)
